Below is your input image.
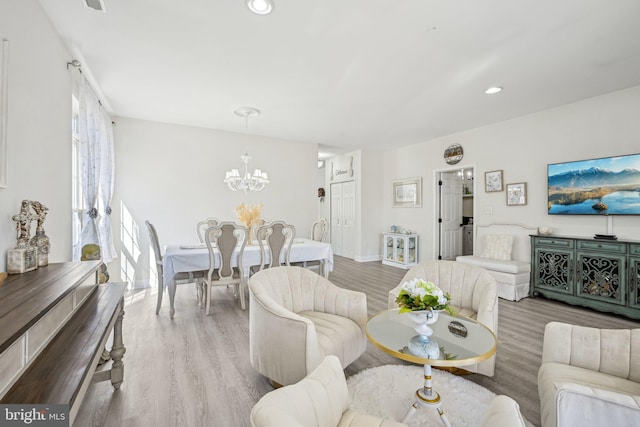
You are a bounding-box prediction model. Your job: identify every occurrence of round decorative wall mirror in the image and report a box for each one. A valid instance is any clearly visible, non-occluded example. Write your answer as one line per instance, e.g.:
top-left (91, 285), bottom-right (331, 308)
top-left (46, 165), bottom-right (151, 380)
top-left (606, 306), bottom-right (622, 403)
top-left (444, 144), bottom-right (464, 165)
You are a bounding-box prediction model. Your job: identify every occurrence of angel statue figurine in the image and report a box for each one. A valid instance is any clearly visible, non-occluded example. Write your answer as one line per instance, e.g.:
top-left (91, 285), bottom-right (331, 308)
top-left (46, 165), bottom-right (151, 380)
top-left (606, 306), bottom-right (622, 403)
top-left (12, 200), bottom-right (34, 248)
top-left (30, 200), bottom-right (50, 267)
top-left (8, 200), bottom-right (38, 273)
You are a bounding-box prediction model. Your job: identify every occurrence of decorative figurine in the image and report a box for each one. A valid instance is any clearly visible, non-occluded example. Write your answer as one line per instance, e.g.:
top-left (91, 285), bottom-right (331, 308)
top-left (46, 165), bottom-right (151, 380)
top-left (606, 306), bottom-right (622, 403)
top-left (30, 201), bottom-right (50, 267)
top-left (8, 200), bottom-right (38, 274)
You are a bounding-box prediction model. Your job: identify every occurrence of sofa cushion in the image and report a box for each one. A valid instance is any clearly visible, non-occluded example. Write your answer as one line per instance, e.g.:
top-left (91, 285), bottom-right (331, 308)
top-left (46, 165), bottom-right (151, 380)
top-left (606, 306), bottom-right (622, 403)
top-left (456, 256), bottom-right (530, 274)
top-left (481, 234), bottom-right (514, 260)
top-left (300, 311), bottom-right (367, 368)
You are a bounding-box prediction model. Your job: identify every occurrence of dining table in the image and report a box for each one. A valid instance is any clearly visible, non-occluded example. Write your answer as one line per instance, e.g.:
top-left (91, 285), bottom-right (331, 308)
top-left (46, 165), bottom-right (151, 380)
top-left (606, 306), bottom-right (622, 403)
top-left (161, 238), bottom-right (334, 318)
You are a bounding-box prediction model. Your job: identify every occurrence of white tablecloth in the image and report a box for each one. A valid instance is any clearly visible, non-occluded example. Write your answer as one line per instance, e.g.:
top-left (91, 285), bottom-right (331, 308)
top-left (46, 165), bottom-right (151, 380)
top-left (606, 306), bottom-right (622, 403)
top-left (163, 238), bottom-right (334, 287)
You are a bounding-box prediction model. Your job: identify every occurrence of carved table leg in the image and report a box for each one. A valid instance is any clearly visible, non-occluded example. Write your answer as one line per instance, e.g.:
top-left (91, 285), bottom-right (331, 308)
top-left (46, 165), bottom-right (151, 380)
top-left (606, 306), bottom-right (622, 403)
top-left (109, 298), bottom-right (126, 390)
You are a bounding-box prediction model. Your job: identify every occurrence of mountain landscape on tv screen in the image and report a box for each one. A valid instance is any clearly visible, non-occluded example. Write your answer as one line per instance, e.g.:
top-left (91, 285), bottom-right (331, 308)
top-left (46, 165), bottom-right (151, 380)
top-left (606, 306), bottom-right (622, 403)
top-left (549, 167), bottom-right (640, 188)
top-left (548, 167), bottom-right (640, 215)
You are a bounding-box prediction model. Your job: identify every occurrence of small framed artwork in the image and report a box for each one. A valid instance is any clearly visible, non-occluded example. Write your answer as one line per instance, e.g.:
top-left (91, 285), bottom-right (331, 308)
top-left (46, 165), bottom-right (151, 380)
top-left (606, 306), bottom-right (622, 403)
top-left (393, 177), bottom-right (422, 207)
top-left (484, 170), bottom-right (503, 192)
top-left (506, 182), bottom-right (527, 206)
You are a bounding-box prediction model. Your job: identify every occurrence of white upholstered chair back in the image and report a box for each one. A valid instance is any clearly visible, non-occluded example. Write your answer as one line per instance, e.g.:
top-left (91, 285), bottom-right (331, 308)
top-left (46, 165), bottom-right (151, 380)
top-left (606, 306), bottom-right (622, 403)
top-left (203, 221), bottom-right (248, 314)
top-left (249, 266), bottom-right (367, 386)
top-left (311, 218), bottom-right (328, 242)
top-left (388, 260), bottom-right (498, 376)
top-left (196, 217), bottom-right (220, 243)
top-left (256, 221), bottom-right (295, 270)
top-left (474, 223), bottom-right (537, 262)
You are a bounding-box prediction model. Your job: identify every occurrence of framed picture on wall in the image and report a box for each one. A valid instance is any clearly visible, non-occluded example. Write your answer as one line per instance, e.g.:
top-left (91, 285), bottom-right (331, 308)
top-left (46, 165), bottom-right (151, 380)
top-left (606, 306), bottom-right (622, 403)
top-left (506, 182), bottom-right (527, 206)
top-left (484, 170), bottom-right (503, 192)
top-left (393, 177), bottom-right (422, 207)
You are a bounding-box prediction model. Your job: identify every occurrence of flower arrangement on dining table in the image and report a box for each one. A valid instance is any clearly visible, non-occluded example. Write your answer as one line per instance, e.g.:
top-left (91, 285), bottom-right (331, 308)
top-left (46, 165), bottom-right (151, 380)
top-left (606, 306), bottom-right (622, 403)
top-left (235, 203), bottom-right (263, 243)
top-left (395, 278), bottom-right (455, 316)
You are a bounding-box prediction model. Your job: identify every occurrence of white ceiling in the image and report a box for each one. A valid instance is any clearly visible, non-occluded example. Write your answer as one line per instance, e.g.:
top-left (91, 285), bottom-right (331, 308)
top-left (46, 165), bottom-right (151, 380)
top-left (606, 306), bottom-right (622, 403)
top-left (38, 0), bottom-right (640, 157)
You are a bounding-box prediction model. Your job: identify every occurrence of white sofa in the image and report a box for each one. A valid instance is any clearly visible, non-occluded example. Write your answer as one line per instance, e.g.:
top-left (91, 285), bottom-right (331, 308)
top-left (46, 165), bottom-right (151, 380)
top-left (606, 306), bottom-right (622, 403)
top-left (456, 223), bottom-right (535, 301)
top-left (251, 355), bottom-right (528, 427)
top-left (538, 322), bottom-right (640, 427)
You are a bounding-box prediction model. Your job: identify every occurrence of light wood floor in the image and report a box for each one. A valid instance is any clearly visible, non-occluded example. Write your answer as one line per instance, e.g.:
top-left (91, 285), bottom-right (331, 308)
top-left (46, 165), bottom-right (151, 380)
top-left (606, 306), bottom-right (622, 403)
top-left (75, 257), bottom-right (640, 427)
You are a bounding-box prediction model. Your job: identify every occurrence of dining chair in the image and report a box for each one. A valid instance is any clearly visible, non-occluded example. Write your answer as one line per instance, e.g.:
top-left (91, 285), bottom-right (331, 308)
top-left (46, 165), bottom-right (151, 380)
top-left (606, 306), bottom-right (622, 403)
top-left (146, 220), bottom-right (206, 314)
top-left (255, 221), bottom-right (295, 272)
top-left (203, 221), bottom-right (248, 315)
top-left (196, 217), bottom-right (221, 243)
top-left (252, 218), bottom-right (268, 244)
top-left (295, 217), bottom-right (328, 272)
top-left (310, 218), bottom-right (328, 242)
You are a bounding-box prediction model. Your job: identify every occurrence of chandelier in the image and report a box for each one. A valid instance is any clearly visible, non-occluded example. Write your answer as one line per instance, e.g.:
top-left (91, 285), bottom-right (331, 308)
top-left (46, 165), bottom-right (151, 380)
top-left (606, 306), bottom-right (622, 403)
top-left (224, 107), bottom-right (270, 193)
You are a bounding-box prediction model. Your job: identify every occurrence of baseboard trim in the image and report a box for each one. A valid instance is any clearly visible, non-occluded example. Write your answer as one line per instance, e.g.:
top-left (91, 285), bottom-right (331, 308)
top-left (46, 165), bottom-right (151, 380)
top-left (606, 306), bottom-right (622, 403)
top-left (353, 255), bottom-right (383, 263)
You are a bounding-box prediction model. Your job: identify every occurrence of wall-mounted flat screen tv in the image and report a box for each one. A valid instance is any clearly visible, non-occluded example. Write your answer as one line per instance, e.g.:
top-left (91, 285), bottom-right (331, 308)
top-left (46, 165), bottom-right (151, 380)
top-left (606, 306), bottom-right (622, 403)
top-left (548, 153), bottom-right (640, 215)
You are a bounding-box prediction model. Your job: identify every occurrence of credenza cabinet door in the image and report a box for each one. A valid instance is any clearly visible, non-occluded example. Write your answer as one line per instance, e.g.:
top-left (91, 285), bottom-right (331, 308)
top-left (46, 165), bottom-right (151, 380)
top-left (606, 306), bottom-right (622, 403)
top-left (576, 251), bottom-right (626, 306)
top-left (533, 247), bottom-right (574, 295)
top-left (630, 243), bottom-right (640, 310)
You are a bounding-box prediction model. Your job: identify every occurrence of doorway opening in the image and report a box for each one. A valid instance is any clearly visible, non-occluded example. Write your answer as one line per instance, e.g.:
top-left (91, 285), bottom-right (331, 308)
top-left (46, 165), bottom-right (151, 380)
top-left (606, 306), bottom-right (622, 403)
top-left (434, 166), bottom-right (475, 260)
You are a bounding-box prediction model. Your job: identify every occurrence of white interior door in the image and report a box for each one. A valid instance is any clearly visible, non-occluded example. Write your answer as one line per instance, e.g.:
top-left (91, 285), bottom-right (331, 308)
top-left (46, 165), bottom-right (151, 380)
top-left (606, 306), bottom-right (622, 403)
top-left (341, 181), bottom-right (356, 259)
top-left (330, 182), bottom-right (343, 256)
top-left (330, 181), bottom-right (355, 258)
top-left (439, 172), bottom-right (463, 260)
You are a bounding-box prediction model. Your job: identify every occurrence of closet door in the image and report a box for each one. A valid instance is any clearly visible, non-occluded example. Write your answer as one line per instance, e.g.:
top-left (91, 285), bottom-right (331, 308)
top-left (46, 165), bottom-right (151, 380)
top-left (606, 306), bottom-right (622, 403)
top-left (341, 181), bottom-right (356, 259)
top-left (330, 181), bottom-right (356, 258)
top-left (331, 183), bottom-right (343, 256)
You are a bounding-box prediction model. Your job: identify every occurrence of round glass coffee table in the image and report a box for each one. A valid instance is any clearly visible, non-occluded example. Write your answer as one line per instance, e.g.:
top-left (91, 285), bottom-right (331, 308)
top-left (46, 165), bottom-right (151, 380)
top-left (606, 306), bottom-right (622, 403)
top-left (366, 309), bottom-right (497, 426)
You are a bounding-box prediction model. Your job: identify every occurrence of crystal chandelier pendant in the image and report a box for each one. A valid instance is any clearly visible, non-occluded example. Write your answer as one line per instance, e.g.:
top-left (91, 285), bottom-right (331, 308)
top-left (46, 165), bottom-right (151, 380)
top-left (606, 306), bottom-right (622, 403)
top-left (224, 107), bottom-right (270, 193)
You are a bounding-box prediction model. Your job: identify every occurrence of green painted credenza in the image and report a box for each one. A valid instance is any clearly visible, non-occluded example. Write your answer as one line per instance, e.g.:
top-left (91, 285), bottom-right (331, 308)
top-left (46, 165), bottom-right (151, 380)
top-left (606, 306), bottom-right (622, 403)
top-left (530, 234), bottom-right (640, 319)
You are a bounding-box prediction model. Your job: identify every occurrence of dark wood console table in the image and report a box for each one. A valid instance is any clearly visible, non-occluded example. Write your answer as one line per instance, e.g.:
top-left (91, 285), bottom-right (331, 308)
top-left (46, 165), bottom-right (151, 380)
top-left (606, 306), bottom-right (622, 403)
top-left (0, 262), bottom-right (126, 425)
top-left (530, 235), bottom-right (640, 319)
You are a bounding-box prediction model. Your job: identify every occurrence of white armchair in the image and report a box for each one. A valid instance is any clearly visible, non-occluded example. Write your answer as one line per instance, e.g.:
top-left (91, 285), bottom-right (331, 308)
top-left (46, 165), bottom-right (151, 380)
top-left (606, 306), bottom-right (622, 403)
top-left (387, 260), bottom-right (498, 376)
top-left (538, 321), bottom-right (640, 427)
top-left (249, 266), bottom-right (367, 386)
top-left (250, 355), bottom-right (406, 427)
top-left (251, 355), bottom-right (527, 427)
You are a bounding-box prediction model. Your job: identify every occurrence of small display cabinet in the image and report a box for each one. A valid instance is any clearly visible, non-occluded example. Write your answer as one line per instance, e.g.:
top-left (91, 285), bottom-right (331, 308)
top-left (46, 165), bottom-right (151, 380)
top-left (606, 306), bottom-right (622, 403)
top-left (383, 233), bottom-right (418, 269)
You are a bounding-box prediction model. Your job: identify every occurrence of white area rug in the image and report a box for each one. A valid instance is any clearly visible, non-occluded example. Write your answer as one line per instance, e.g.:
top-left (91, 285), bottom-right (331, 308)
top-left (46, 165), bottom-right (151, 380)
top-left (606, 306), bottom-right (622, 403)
top-left (347, 364), bottom-right (496, 427)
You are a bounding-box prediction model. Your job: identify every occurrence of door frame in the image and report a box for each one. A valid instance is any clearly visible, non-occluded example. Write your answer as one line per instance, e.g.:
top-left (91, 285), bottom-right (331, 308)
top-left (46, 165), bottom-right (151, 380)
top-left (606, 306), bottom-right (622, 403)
top-left (432, 164), bottom-right (476, 261)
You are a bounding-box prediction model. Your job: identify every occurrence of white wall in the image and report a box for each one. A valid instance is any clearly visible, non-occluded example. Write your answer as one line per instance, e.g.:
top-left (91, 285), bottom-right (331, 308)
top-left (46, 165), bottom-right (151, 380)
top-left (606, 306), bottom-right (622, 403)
top-left (0, 0), bottom-right (73, 271)
top-left (382, 85), bottom-right (640, 261)
top-left (110, 117), bottom-right (318, 287)
top-left (359, 150), bottom-right (384, 261)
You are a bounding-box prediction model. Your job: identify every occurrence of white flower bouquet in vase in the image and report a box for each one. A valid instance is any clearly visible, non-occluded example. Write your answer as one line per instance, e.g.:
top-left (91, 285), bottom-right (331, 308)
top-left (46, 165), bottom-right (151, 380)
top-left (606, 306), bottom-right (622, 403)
top-left (395, 278), bottom-right (455, 359)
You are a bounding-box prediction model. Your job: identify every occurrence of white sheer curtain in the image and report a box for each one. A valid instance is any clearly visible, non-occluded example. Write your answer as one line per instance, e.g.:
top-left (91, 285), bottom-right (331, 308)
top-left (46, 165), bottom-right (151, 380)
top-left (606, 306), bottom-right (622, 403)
top-left (98, 106), bottom-right (116, 261)
top-left (75, 77), bottom-right (116, 262)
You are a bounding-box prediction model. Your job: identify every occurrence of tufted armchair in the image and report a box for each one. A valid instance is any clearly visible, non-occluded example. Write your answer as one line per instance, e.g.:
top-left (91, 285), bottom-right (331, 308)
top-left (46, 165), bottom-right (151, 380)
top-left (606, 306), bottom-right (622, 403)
top-left (249, 266), bottom-right (367, 386)
top-left (387, 260), bottom-right (499, 376)
top-left (251, 355), bottom-right (527, 427)
top-left (250, 355), bottom-right (406, 427)
top-left (538, 322), bottom-right (640, 427)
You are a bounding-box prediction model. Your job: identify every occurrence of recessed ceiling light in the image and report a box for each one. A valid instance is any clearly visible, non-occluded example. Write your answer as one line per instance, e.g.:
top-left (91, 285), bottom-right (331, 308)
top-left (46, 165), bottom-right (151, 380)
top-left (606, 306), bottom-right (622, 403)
top-left (246, 0), bottom-right (273, 15)
top-left (484, 86), bottom-right (503, 95)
